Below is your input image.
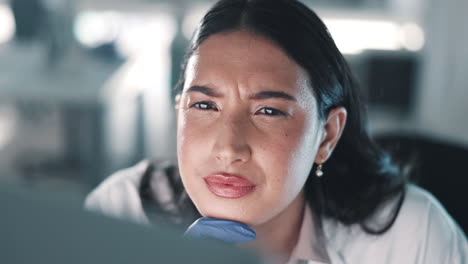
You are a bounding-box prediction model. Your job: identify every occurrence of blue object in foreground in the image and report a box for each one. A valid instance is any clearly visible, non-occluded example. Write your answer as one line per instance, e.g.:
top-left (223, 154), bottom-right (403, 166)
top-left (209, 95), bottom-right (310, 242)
top-left (184, 217), bottom-right (256, 243)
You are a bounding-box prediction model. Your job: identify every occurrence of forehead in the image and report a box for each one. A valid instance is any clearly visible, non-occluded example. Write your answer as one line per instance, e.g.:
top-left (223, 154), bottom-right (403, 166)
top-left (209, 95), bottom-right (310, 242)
top-left (184, 30), bottom-right (309, 94)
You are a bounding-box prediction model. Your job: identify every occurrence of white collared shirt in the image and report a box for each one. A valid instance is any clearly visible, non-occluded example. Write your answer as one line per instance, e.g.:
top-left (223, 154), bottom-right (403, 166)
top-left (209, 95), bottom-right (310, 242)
top-left (284, 184), bottom-right (468, 264)
top-left (85, 163), bottom-right (468, 264)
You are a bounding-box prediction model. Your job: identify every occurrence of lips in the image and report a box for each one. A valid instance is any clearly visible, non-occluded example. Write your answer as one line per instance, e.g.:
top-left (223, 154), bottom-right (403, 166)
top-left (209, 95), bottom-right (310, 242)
top-left (204, 173), bottom-right (256, 199)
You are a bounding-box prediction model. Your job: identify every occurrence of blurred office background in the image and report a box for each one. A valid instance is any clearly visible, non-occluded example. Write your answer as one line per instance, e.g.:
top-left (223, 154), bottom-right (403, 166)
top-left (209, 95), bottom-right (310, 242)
top-left (0, 0), bottom-right (467, 224)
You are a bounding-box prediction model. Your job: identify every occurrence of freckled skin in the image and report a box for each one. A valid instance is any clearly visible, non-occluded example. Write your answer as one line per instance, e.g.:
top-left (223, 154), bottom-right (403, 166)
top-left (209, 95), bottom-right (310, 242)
top-left (176, 31), bottom-right (323, 226)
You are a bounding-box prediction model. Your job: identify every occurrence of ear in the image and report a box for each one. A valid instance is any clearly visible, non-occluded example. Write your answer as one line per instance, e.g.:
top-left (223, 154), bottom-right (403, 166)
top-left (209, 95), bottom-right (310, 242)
top-left (314, 107), bottom-right (347, 164)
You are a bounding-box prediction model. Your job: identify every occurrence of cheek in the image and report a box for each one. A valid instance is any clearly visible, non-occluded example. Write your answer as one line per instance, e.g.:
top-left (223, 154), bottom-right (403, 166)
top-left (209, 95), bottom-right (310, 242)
top-left (177, 114), bottom-right (206, 174)
top-left (176, 112), bottom-right (218, 195)
top-left (176, 115), bottom-right (205, 209)
top-left (256, 119), bottom-right (314, 186)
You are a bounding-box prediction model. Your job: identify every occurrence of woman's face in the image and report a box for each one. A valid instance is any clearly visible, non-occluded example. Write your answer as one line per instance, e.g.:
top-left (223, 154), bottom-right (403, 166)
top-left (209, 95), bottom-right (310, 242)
top-left (176, 30), bottom-right (324, 226)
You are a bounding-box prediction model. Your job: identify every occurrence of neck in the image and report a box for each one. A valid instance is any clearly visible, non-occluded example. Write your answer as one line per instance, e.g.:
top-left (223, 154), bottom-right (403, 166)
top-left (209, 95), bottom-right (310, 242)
top-left (240, 191), bottom-right (306, 263)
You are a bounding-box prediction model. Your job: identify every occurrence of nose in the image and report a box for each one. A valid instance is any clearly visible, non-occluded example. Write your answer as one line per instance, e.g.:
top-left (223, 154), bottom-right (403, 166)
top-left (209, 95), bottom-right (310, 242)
top-left (212, 116), bottom-right (252, 166)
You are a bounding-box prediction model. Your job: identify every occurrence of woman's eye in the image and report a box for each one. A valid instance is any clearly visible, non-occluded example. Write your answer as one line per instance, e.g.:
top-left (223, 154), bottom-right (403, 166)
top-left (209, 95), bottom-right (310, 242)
top-left (191, 102), bottom-right (218, 111)
top-left (256, 107), bottom-right (287, 117)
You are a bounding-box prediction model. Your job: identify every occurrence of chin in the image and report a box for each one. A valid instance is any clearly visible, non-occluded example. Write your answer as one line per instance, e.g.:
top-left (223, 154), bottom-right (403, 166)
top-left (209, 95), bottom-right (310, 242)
top-left (194, 196), bottom-right (271, 226)
top-left (202, 209), bottom-right (259, 226)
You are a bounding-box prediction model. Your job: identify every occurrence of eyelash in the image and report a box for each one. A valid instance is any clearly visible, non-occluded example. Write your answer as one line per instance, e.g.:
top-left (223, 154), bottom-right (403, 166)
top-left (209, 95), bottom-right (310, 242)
top-left (191, 101), bottom-right (218, 111)
top-left (190, 101), bottom-right (287, 117)
top-left (257, 107), bottom-right (287, 117)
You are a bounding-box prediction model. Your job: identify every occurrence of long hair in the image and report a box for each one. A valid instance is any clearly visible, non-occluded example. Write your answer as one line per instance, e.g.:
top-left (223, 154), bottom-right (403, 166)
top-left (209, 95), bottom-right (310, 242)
top-left (174, 0), bottom-right (408, 234)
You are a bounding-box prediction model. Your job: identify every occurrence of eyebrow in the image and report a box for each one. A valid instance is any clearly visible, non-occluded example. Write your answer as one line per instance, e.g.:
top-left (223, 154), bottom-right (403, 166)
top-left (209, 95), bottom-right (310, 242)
top-left (249, 91), bottom-right (296, 101)
top-left (185, 85), bottom-right (296, 101)
top-left (185, 85), bottom-right (222, 97)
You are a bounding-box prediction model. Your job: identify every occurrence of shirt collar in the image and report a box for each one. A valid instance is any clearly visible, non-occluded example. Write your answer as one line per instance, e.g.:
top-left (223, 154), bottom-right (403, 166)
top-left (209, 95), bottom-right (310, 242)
top-left (287, 203), bottom-right (331, 264)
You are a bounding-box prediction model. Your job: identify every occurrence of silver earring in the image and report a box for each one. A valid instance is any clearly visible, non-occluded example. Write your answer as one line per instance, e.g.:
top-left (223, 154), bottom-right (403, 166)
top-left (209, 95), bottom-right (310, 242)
top-left (316, 164), bottom-right (323, 177)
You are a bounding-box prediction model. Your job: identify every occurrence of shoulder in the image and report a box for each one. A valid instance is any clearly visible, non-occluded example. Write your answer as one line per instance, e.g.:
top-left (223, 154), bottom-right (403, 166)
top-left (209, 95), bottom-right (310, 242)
top-left (84, 160), bottom-right (153, 224)
top-left (396, 185), bottom-right (466, 248)
top-left (84, 160), bottom-right (198, 228)
top-left (397, 185), bottom-right (467, 262)
top-left (323, 184), bottom-right (467, 264)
